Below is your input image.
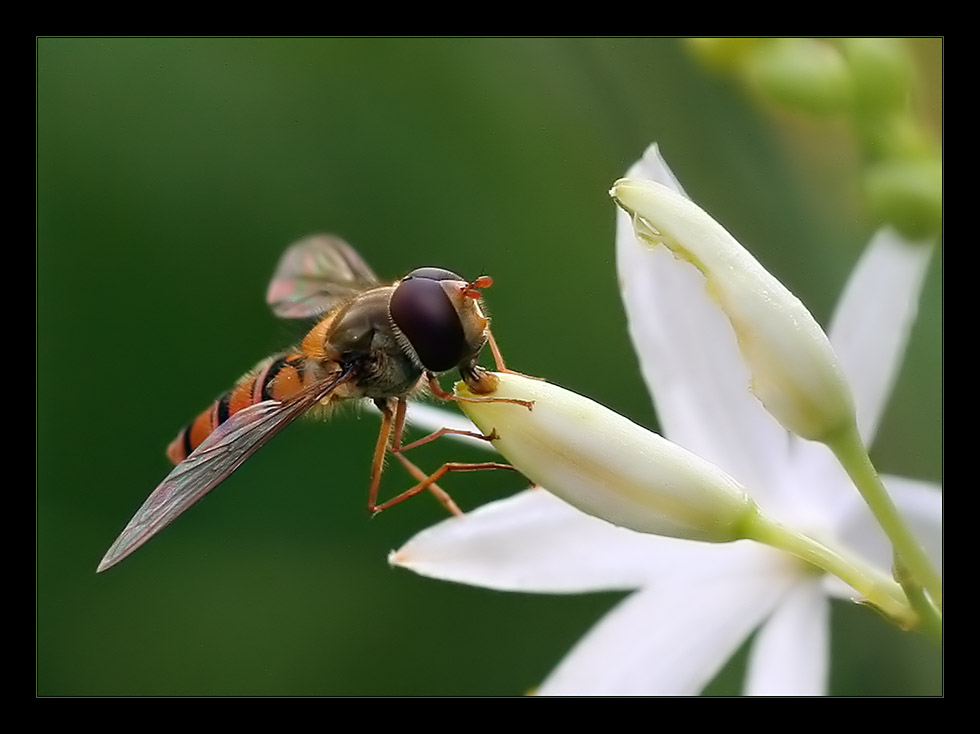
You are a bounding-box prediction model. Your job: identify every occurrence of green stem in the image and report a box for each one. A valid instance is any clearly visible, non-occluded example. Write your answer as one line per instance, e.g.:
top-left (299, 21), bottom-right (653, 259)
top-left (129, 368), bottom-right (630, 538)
top-left (742, 506), bottom-right (914, 627)
top-left (824, 422), bottom-right (942, 607)
top-left (895, 558), bottom-right (943, 644)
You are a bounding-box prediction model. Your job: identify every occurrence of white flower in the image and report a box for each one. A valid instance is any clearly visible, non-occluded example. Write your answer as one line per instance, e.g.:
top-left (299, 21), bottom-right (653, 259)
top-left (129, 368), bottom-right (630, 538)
top-left (391, 145), bottom-right (942, 695)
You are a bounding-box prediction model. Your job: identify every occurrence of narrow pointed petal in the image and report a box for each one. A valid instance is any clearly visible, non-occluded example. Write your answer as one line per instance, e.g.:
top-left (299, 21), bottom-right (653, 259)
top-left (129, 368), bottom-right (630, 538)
top-left (626, 142), bottom-right (689, 196)
top-left (827, 228), bottom-right (935, 443)
top-left (825, 474), bottom-right (942, 600)
top-left (390, 489), bottom-right (720, 593)
top-left (744, 579), bottom-right (830, 696)
top-left (538, 547), bottom-right (792, 695)
top-left (616, 145), bottom-right (791, 493)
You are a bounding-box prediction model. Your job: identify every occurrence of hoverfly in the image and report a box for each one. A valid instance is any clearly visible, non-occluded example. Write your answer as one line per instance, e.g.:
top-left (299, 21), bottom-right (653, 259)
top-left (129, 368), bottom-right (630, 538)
top-left (97, 235), bottom-right (528, 573)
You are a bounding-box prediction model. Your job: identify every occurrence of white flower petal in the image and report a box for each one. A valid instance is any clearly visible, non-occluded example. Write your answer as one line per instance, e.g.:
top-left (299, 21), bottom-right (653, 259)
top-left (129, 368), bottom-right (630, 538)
top-left (744, 578), bottom-right (830, 696)
top-left (824, 474), bottom-right (942, 600)
top-left (390, 488), bottom-right (651, 592)
top-left (391, 488), bottom-right (739, 593)
top-left (827, 228), bottom-right (935, 444)
top-left (771, 440), bottom-right (856, 531)
top-left (616, 145), bottom-right (790, 494)
top-left (538, 546), bottom-right (793, 695)
top-left (626, 142), bottom-right (689, 196)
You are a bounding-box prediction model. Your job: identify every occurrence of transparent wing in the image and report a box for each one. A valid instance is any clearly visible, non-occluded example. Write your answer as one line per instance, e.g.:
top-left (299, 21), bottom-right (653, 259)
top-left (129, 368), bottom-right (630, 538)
top-left (266, 234), bottom-right (379, 318)
top-left (97, 366), bottom-right (356, 572)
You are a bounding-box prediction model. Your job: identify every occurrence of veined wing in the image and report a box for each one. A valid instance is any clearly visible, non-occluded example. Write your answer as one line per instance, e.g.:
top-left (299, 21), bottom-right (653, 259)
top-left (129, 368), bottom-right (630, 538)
top-left (266, 234), bottom-right (379, 318)
top-left (97, 365), bottom-right (356, 572)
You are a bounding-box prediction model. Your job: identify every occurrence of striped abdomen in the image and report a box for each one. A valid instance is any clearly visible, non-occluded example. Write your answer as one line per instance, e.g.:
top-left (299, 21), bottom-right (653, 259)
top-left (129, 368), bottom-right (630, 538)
top-left (167, 351), bottom-right (321, 464)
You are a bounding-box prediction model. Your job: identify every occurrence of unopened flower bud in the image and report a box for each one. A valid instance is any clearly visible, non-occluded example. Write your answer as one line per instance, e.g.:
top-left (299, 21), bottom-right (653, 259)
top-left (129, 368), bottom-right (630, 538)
top-left (610, 178), bottom-right (856, 442)
top-left (746, 38), bottom-right (852, 116)
top-left (840, 37), bottom-right (913, 114)
top-left (456, 373), bottom-right (758, 543)
top-left (864, 155), bottom-right (943, 240)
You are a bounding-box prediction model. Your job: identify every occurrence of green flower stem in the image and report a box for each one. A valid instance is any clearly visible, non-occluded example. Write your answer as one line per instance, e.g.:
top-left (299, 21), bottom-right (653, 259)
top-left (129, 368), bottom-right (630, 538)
top-left (825, 422), bottom-right (942, 608)
top-left (741, 506), bottom-right (914, 627)
top-left (895, 558), bottom-right (943, 644)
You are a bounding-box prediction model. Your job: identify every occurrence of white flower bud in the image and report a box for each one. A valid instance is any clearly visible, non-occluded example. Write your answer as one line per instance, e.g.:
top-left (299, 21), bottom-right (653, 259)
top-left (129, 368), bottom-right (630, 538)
top-left (610, 178), bottom-right (855, 442)
top-left (456, 373), bottom-right (758, 543)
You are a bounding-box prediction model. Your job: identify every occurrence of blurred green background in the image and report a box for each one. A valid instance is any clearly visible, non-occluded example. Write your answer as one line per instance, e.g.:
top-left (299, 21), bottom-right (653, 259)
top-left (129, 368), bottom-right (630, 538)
top-left (37, 38), bottom-right (942, 696)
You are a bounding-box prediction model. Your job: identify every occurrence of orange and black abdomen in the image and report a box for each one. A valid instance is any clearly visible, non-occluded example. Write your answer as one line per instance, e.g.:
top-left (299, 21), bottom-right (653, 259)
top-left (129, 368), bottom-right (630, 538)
top-left (166, 352), bottom-right (312, 464)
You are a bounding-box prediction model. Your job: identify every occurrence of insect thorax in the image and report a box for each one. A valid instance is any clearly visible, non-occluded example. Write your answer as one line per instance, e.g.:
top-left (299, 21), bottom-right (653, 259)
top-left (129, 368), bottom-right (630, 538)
top-left (329, 287), bottom-right (423, 399)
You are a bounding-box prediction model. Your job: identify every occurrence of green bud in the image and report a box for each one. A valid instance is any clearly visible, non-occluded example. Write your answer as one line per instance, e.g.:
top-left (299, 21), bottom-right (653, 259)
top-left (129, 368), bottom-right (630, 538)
top-left (864, 155), bottom-right (943, 240)
top-left (686, 38), bottom-right (760, 72)
top-left (747, 38), bottom-right (852, 116)
top-left (840, 38), bottom-right (914, 114)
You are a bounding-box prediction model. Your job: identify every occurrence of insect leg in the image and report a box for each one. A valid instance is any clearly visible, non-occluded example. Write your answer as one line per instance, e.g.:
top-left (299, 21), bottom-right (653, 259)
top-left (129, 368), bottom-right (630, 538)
top-left (391, 397), bottom-right (498, 453)
top-left (486, 328), bottom-right (510, 372)
top-left (396, 426), bottom-right (499, 452)
top-left (427, 374), bottom-right (534, 409)
top-left (371, 398), bottom-right (464, 516)
top-left (366, 399), bottom-right (395, 512)
top-left (372, 460), bottom-right (519, 515)
top-left (390, 452), bottom-right (465, 516)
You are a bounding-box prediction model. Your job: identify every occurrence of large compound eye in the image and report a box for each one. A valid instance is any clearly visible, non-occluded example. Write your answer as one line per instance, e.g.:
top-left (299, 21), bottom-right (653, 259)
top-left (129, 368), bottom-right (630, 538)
top-left (404, 267), bottom-right (463, 282)
top-left (390, 275), bottom-right (465, 372)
